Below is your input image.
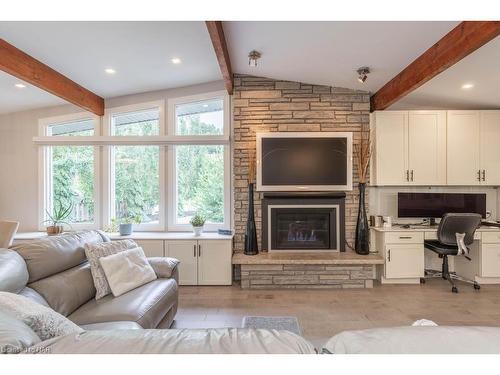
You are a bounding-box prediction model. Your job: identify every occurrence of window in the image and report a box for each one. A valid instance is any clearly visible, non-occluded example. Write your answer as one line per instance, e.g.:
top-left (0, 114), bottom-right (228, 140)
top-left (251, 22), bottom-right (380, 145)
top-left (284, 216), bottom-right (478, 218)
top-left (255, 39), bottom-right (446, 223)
top-left (175, 98), bottom-right (224, 135)
top-left (111, 108), bottom-right (160, 136)
top-left (175, 145), bottom-right (225, 224)
top-left (106, 104), bottom-right (165, 230)
top-left (39, 114), bottom-right (100, 229)
top-left (168, 92), bottom-right (230, 231)
top-left (38, 92), bottom-right (230, 233)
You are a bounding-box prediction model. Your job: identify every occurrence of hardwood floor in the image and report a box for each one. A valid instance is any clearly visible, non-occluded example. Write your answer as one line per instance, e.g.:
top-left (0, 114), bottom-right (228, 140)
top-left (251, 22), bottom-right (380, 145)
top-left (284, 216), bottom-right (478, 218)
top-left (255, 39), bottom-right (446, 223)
top-left (172, 279), bottom-right (500, 347)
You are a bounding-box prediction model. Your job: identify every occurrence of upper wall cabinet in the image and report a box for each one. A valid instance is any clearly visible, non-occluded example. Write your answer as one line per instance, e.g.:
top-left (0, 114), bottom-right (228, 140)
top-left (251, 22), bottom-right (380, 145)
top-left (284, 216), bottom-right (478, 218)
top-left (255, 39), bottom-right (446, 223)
top-left (371, 111), bottom-right (446, 186)
top-left (447, 111), bottom-right (500, 185)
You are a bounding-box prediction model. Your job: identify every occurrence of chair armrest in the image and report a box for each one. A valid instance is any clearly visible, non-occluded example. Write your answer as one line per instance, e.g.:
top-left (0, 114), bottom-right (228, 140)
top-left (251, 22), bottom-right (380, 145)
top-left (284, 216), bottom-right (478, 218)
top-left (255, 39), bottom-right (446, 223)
top-left (147, 257), bottom-right (180, 279)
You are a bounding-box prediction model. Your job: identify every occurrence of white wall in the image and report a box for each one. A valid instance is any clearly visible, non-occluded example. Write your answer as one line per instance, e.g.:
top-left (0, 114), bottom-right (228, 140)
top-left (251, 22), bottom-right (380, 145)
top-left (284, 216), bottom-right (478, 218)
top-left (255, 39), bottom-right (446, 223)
top-left (368, 185), bottom-right (499, 223)
top-left (0, 80), bottom-right (225, 231)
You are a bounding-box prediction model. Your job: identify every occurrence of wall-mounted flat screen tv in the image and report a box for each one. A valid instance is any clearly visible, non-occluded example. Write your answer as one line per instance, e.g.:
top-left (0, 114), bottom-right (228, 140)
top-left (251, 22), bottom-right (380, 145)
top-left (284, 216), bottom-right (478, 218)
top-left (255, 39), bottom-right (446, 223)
top-left (256, 132), bottom-right (352, 191)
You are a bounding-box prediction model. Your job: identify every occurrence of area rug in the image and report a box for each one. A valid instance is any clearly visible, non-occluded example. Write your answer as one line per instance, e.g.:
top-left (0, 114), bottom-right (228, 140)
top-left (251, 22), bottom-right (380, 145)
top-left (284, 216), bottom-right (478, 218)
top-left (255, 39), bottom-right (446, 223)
top-left (242, 316), bottom-right (302, 335)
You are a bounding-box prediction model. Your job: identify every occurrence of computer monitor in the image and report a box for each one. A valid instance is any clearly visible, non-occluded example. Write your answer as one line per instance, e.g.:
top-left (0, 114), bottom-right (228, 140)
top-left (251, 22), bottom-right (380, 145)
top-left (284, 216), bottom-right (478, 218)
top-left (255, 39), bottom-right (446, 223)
top-left (398, 192), bottom-right (487, 221)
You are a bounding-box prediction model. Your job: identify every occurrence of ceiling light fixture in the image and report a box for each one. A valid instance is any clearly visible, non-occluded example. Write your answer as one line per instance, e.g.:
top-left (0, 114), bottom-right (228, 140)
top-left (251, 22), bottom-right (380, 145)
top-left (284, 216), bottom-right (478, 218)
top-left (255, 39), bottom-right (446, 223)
top-left (171, 58), bottom-right (182, 64)
top-left (461, 83), bottom-right (474, 90)
top-left (357, 67), bottom-right (370, 83)
top-left (248, 50), bottom-right (262, 67)
top-left (105, 68), bottom-right (116, 74)
top-left (14, 83), bottom-right (26, 88)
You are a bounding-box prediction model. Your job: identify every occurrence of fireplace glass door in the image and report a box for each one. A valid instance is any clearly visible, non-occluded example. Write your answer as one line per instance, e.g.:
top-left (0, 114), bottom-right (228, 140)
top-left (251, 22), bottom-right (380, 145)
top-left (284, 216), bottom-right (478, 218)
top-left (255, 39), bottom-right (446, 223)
top-left (270, 208), bottom-right (336, 250)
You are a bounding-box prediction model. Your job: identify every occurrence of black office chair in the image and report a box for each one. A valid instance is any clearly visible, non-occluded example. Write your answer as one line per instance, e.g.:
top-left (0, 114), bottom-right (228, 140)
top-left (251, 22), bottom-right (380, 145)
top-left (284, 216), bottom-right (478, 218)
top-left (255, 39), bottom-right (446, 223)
top-left (423, 213), bottom-right (482, 293)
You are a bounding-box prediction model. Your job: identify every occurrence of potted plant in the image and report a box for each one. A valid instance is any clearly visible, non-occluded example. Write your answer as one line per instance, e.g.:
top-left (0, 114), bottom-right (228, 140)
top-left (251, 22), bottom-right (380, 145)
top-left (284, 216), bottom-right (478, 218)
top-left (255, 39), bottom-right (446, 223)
top-left (190, 214), bottom-right (205, 236)
top-left (43, 201), bottom-right (73, 236)
top-left (119, 215), bottom-right (142, 236)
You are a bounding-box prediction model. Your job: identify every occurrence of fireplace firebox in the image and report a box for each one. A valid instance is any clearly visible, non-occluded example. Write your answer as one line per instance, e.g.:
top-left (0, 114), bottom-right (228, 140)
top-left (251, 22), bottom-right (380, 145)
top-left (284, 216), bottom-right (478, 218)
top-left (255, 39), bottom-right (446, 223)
top-left (262, 193), bottom-right (346, 252)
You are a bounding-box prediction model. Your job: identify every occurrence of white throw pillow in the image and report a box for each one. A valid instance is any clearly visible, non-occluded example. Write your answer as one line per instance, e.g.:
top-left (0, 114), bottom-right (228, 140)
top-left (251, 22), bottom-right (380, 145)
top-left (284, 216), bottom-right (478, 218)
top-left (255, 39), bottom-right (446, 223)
top-left (99, 247), bottom-right (157, 297)
top-left (85, 239), bottom-right (138, 299)
top-left (0, 292), bottom-right (83, 341)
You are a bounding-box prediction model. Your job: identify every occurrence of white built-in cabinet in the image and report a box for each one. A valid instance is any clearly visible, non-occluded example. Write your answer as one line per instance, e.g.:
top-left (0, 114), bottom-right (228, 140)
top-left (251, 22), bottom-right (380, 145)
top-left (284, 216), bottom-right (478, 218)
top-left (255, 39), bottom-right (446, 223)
top-left (372, 110), bottom-right (446, 185)
top-left (165, 240), bottom-right (232, 286)
top-left (448, 111), bottom-right (500, 185)
top-left (372, 110), bottom-right (500, 186)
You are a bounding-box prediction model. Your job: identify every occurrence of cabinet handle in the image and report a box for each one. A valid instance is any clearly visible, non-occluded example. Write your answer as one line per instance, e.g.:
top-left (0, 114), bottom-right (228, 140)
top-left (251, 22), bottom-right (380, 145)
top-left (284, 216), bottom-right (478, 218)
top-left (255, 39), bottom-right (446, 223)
top-left (388, 249), bottom-right (391, 262)
top-left (193, 244), bottom-right (196, 257)
top-left (477, 170), bottom-right (481, 181)
top-left (406, 170), bottom-right (409, 182)
top-left (399, 236), bottom-right (412, 239)
top-left (198, 244), bottom-right (201, 257)
top-left (410, 170), bottom-right (414, 182)
top-left (482, 170), bottom-right (486, 181)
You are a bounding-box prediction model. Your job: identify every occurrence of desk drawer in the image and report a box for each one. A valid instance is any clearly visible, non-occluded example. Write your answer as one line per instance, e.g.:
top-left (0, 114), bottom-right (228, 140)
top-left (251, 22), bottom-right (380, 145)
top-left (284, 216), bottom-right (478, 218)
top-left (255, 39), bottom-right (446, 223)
top-left (384, 232), bottom-right (423, 244)
top-left (481, 232), bottom-right (500, 244)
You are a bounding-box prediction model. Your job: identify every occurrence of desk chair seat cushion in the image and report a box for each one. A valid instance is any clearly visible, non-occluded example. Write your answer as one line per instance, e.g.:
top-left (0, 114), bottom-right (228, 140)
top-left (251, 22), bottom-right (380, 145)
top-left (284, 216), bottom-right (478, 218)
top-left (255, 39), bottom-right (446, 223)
top-left (424, 240), bottom-right (459, 256)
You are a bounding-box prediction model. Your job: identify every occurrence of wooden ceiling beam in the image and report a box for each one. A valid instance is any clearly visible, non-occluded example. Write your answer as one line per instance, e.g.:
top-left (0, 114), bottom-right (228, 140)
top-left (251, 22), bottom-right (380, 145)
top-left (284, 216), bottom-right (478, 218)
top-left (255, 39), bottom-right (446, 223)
top-left (206, 21), bottom-right (233, 95)
top-left (370, 21), bottom-right (500, 111)
top-left (0, 38), bottom-right (104, 116)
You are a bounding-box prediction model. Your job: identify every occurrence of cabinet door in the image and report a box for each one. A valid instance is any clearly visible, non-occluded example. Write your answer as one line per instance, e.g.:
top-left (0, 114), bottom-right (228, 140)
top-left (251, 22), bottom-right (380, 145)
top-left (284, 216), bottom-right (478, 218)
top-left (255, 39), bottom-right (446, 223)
top-left (384, 244), bottom-right (424, 279)
top-left (374, 112), bottom-right (408, 185)
top-left (480, 111), bottom-right (500, 185)
top-left (481, 243), bottom-right (500, 277)
top-left (165, 240), bottom-right (198, 285)
top-left (135, 240), bottom-right (164, 257)
top-left (408, 111), bottom-right (446, 185)
top-left (447, 111), bottom-right (480, 185)
top-left (197, 240), bottom-right (232, 285)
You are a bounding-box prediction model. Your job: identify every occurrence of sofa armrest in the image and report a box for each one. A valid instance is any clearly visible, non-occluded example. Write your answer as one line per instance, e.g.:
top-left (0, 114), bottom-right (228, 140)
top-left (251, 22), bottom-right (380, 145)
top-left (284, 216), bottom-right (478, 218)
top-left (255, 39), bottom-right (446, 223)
top-left (147, 257), bottom-right (180, 279)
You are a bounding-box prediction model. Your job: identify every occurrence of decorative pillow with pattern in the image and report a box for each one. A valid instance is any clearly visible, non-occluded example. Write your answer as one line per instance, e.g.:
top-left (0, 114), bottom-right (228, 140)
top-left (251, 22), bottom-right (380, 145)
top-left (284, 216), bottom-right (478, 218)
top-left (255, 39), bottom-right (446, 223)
top-left (84, 239), bottom-right (138, 299)
top-left (0, 292), bottom-right (83, 342)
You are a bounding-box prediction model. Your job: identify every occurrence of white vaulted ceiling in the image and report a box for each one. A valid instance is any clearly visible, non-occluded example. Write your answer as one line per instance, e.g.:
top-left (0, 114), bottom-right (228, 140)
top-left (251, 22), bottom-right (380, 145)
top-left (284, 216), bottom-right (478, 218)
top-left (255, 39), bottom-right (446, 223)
top-left (1, 21), bottom-right (498, 114)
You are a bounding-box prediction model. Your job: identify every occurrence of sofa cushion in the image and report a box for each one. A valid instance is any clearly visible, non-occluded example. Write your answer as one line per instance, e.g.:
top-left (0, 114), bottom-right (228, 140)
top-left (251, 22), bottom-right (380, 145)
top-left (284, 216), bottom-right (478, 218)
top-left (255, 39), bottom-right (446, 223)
top-left (27, 328), bottom-right (317, 354)
top-left (80, 321), bottom-right (143, 331)
top-left (29, 262), bottom-right (96, 316)
top-left (11, 230), bottom-right (104, 283)
top-left (0, 311), bottom-right (41, 354)
top-left (68, 278), bottom-right (178, 329)
top-left (0, 249), bottom-right (28, 293)
top-left (0, 292), bottom-right (83, 341)
top-left (19, 287), bottom-right (50, 307)
top-left (148, 257), bottom-right (180, 279)
top-left (85, 239), bottom-right (138, 299)
top-left (100, 247), bottom-right (157, 297)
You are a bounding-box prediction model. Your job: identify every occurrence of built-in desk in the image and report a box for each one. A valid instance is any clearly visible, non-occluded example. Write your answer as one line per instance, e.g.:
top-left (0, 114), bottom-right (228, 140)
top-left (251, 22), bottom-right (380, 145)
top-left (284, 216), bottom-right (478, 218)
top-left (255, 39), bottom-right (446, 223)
top-left (371, 226), bottom-right (500, 285)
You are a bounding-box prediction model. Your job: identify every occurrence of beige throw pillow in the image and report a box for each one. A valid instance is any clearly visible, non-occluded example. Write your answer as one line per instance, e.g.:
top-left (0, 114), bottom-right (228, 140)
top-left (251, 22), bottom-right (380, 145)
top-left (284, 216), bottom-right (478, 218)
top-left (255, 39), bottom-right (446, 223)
top-left (0, 292), bottom-right (83, 342)
top-left (99, 247), bottom-right (157, 297)
top-left (84, 239), bottom-right (137, 299)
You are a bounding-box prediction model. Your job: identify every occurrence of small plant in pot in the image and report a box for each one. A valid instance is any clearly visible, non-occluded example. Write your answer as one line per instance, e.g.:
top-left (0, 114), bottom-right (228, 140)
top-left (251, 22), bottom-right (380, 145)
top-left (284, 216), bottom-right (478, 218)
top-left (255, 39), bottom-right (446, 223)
top-left (118, 215), bottom-right (142, 236)
top-left (190, 214), bottom-right (205, 236)
top-left (43, 201), bottom-right (73, 236)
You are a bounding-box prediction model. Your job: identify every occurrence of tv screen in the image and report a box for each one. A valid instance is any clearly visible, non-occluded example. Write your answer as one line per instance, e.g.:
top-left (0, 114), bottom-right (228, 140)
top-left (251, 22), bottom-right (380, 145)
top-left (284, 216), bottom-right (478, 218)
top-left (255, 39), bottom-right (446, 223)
top-left (257, 133), bottom-right (352, 191)
top-left (398, 192), bottom-right (487, 219)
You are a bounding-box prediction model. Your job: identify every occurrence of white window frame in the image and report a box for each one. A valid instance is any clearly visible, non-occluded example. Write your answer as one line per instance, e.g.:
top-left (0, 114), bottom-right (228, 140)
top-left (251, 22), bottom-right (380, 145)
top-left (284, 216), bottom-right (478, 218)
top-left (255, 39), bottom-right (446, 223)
top-left (102, 101), bottom-right (166, 231)
top-left (38, 112), bottom-right (101, 231)
top-left (167, 91), bottom-right (231, 231)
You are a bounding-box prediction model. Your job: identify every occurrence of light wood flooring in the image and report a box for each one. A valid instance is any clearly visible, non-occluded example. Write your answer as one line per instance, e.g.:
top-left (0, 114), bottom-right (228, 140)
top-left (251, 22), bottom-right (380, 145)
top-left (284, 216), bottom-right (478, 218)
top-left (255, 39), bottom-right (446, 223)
top-left (172, 279), bottom-right (500, 347)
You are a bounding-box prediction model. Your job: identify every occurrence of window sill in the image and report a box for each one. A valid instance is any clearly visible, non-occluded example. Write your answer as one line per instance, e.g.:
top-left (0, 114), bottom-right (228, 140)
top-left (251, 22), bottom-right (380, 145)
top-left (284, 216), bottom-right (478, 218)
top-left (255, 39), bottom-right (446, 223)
top-left (14, 231), bottom-right (234, 241)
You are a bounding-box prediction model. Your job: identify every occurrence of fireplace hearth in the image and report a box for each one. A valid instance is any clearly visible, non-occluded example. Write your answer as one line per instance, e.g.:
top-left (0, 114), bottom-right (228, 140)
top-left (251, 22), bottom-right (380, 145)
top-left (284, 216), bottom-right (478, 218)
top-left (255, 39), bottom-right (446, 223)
top-left (262, 193), bottom-right (346, 252)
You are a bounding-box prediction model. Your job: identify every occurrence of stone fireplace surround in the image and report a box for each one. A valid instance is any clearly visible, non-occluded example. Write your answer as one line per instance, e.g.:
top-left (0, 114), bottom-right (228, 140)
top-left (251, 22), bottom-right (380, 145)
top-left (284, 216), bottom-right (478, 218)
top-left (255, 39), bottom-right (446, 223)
top-left (232, 74), bottom-right (377, 288)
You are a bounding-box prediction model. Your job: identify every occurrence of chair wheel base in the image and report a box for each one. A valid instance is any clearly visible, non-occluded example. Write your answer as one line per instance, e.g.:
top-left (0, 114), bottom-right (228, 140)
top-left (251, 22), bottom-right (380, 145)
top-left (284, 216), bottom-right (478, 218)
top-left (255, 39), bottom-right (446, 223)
top-left (474, 283), bottom-right (481, 290)
top-left (452, 286), bottom-right (458, 293)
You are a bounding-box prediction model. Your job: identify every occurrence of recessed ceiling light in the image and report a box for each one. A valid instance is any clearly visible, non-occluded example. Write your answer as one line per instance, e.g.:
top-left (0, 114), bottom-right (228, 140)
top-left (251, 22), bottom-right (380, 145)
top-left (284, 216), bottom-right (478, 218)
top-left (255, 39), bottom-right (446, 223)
top-left (461, 83), bottom-right (474, 90)
top-left (171, 58), bottom-right (182, 64)
top-left (14, 83), bottom-right (26, 88)
top-left (202, 104), bottom-right (209, 108)
top-left (105, 68), bottom-right (116, 74)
